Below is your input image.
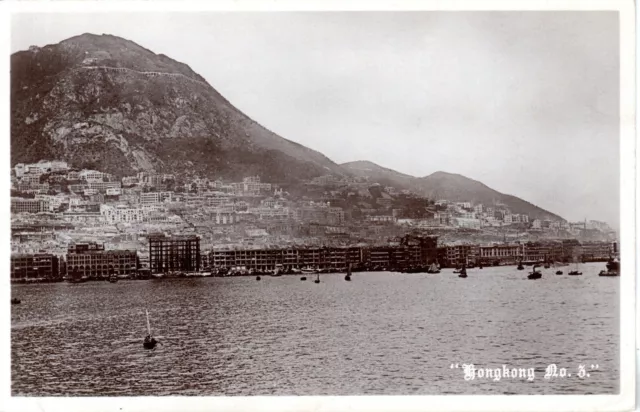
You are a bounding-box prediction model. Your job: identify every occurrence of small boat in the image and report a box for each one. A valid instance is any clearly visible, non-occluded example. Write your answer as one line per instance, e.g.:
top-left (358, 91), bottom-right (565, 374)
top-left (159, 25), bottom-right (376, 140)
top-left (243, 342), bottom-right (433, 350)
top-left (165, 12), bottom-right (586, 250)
top-left (109, 275), bottom-right (118, 283)
top-left (478, 263), bottom-right (483, 269)
top-left (458, 266), bottom-right (467, 278)
top-left (453, 268), bottom-right (462, 274)
top-left (426, 262), bottom-right (441, 274)
top-left (600, 257), bottom-right (620, 276)
top-left (300, 276), bottom-right (307, 281)
top-left (314, 273), bottom-right (320, 284)
top-left (143, 310), bottom-right (158, 350)
top-left (301, 267), bottom-right (319, 274)
top-left (256, 275), bottom-right (261, 281)
top-left (556, 270), bottom-right (563, 275)
top-left (528, 265), bottom-right (542, 279)
top-left (345, 264), bottom-right (352, 281)
top-left (567, 260), bottom-right (582, 276)
top-left (11, 298), bottom-right (21, 305)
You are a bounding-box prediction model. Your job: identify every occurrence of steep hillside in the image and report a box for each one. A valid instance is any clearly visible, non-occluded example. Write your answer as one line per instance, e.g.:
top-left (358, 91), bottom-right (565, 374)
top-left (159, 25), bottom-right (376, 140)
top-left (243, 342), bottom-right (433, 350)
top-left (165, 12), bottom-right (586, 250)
top-left (342, 161), bottom-right (564, 221)
top-left (11, 33), bottom-right (344, 182)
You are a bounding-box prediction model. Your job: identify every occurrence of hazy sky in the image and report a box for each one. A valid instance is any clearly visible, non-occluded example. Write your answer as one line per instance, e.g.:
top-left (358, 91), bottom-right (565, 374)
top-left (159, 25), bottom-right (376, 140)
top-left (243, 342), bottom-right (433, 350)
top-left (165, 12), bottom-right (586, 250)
top-left (11, 12), bottom-right (620, 227)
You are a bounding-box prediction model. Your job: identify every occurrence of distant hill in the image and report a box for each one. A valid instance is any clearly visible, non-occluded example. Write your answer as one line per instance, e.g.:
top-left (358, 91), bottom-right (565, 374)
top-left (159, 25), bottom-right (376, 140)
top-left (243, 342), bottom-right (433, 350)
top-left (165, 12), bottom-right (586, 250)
top-left (342, 161), bottom-right (564, 221)
top-left (11, 33), bottom-right (344, 182)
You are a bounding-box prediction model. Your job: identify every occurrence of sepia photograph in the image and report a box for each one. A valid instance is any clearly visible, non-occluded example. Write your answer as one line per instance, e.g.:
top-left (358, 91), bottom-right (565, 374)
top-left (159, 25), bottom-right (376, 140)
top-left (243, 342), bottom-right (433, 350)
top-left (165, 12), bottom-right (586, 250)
top-left (2, 1), bottom-right (635, 411)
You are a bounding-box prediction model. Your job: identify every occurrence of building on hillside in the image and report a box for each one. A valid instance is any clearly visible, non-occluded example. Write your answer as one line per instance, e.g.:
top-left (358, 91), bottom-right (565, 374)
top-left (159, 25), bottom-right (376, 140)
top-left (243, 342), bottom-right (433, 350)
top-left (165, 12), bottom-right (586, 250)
top-left (11, 198), bottom-right (49, 214)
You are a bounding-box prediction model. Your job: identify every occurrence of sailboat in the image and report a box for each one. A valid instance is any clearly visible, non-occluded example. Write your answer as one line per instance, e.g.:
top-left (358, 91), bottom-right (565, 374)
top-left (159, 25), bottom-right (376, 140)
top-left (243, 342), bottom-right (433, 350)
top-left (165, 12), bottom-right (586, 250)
top-left (426, 262), bottom-right (441, 274)
top-left (345, 264), bottom-right (352, 281)
top-left (568, 261), bottom-right (582, 276)
top-left (314, 272), bottom-right (320, 284)
top-left (143, 310), bottom-right (158, 350)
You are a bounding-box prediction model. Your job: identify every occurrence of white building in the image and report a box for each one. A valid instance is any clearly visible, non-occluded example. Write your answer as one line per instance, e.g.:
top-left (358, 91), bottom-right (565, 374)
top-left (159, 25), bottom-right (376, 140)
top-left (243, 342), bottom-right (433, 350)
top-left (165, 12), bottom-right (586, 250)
top-left (141, 192), bottom-right (172, 205)
top-left (106, 188), bottom-right (122, 196)
top-left (531, 219), bottom-right (542, 230)
top-left (100, 204), bottom-right (146, 223)
top-left (79, 170), bottom-right (106, 182)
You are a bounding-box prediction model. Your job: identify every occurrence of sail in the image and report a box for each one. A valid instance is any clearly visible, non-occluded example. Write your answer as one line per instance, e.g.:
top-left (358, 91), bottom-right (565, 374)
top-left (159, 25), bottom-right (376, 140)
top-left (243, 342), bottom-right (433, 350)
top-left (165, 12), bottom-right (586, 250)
top-left (145, 310), bottom-right (152, 336)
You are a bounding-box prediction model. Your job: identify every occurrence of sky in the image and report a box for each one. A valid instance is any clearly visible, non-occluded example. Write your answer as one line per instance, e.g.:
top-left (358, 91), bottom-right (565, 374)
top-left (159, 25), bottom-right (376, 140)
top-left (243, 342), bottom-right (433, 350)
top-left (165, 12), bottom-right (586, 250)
top-left (11, 11), bottom-right (620, 228)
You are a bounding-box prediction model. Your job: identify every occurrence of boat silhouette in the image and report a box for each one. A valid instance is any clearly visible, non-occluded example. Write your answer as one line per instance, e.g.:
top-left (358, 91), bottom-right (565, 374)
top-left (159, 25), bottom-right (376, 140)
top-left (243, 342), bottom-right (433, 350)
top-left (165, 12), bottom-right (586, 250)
top-left (143, 310), bottom-right (158, 350)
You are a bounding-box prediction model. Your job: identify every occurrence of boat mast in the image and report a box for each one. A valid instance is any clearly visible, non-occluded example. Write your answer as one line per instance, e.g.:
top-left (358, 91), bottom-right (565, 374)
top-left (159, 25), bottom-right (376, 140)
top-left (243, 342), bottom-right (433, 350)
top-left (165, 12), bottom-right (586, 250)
top-left (146, 309), bottom-right (152, 336)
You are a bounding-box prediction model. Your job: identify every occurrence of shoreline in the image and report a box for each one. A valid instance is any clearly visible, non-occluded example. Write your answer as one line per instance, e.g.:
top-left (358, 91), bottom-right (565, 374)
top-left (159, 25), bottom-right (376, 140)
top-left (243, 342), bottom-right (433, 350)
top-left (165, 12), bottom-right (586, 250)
top-left (10, 259), bottom-right (613, 284)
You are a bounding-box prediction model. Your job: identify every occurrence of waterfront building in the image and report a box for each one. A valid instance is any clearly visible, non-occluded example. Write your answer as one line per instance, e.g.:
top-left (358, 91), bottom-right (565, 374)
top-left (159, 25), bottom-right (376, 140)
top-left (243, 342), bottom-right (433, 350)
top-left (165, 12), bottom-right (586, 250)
top-left (149, 234), bottom-right (201, 274)
top-left (11, 253), bottom-right (60, 280)
top-left (580, 241), bottom-right (613, 261)
top-left (478, 244), bottom-right (523, 264)
top-left (442, 244), bottom-right (477, 267)
top-left (522, 242), bottom-right (554, 262)
top-left (66, 242), bottom-right (138, 279)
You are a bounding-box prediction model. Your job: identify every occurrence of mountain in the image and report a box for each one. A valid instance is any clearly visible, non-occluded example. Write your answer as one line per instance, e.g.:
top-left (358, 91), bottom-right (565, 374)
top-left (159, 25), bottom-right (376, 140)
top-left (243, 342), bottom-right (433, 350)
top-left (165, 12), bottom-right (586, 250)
top-left (11, 33), bottom-right (344, 182)
top-left (342, 161), bottom-right (564, 221)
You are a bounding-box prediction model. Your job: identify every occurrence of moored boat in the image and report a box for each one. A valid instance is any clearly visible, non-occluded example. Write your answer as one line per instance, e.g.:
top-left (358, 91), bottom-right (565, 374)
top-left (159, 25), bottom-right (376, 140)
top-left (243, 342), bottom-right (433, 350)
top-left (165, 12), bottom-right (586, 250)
top-left (426, 262), bottom-right (440, 274)
top-left (528, 265), bottom-right (542, 279)
top-left (11, 297), bottom-right (21, 305)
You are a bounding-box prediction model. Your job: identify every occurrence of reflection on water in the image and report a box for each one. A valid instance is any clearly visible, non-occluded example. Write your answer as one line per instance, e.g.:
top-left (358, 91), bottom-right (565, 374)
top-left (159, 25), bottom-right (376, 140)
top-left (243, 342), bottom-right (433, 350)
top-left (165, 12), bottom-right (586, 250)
top-left (12, 263), bottom-right (619, 396)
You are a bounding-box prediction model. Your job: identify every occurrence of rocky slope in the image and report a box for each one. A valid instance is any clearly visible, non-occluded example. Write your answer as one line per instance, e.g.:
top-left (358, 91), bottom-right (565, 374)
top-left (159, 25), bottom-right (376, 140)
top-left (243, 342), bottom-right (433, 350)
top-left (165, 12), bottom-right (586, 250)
top-left (11, 33), bottom-right (344, 182)
top-left (342, 161), bottom-right (564, 221)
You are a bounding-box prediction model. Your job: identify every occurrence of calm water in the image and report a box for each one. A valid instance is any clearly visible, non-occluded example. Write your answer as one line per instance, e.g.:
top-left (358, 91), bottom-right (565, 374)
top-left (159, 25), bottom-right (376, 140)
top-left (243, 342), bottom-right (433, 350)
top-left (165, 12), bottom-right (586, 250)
top-left (11, 263), bottom-right (619, 396)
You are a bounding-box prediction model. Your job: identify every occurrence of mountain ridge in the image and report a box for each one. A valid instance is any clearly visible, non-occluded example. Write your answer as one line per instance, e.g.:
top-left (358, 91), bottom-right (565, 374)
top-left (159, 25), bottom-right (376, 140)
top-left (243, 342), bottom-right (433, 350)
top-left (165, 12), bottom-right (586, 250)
top-left (11, 33), bottom-right (343, 182)
top-left (12, 33), bottom-right (562, 221)
top-left (342, 161), bottom-right (564, 221)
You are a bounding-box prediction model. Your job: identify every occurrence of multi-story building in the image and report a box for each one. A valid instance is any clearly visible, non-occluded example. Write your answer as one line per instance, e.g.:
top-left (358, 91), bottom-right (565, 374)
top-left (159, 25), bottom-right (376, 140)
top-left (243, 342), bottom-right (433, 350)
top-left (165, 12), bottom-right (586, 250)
top-left (522, 242), bottom-right (554, 262)
top-left (66, 242), bottom-right (137, 279)
top-left (141, 191), bottom-right (172, 205)
top-left (580, 241), bottom-right (613, 261)
top-left (11, 198), bottom-right (49, 214)
top-left (79, 170), bottom-right (106, 182)
top-left (88, 181), bottom-right (121, 192)
top-left (478, 244), bottom-right (523, 264)
top-left (100, 204), bottom-right (146, 223)
top-left (442, 244), bottom-right (477, 267)
top-left (11, 253), bottom-right (60, 280)
top-left (149, 234), bottom-right (201, 274)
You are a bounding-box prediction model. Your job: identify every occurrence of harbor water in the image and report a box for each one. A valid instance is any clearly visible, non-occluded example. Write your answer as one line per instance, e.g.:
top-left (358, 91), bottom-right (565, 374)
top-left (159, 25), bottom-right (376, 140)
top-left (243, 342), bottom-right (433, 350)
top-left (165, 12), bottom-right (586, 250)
top-left (11, 263), bottom-right (619, 396)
